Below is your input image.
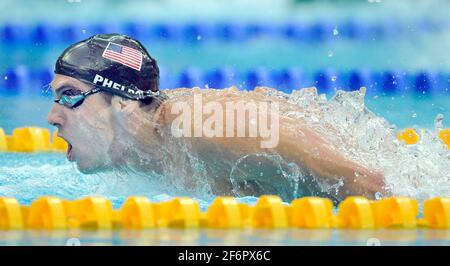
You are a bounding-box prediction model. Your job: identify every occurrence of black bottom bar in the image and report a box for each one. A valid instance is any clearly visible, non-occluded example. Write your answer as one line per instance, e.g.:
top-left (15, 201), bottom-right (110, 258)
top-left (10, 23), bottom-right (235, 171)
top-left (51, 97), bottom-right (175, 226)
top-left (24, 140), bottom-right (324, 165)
top-left (0, 246), bottom-right (444, 264)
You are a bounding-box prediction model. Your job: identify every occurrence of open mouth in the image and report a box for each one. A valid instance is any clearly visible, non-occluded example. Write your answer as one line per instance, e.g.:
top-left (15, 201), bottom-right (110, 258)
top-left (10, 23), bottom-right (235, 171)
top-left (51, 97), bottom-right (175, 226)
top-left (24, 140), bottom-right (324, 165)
top-left (58, 134), bottom-right (74, 162)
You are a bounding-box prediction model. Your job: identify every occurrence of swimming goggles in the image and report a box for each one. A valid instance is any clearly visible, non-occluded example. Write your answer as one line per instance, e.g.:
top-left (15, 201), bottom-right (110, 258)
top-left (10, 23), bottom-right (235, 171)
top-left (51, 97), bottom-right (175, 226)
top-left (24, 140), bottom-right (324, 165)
top-left (54, 85), bottom-right (164, 109)
top-left (54, 86), bottom-right (102, 109)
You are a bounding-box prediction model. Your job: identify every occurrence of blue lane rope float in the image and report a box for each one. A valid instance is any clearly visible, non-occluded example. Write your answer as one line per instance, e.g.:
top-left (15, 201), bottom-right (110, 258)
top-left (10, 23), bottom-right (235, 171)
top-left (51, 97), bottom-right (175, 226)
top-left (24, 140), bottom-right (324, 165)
top-left (1, 67), bottom-right (449, 95)
top-left (1, 19), bottom-right (450, 44)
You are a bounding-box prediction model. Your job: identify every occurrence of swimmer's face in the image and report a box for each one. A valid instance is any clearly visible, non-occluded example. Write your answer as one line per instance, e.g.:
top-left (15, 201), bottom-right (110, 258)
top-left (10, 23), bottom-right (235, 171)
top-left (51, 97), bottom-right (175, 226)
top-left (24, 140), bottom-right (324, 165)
top-left (47, 74), bottom-right (114, 173)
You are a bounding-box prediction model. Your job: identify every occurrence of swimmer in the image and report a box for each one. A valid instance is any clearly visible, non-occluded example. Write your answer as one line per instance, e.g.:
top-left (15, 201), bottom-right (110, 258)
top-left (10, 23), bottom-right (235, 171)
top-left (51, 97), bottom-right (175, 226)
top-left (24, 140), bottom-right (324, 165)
top-left (47, 34), bottom-right (386, 202)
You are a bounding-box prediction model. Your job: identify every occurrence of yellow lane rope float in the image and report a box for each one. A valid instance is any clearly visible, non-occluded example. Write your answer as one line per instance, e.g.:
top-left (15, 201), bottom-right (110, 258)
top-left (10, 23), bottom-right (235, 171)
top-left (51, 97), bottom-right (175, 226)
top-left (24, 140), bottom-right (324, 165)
top-left (395, 127), bottom-right (450, 150)
top-left (439, 129), bottom-right (450, 149)
top-left (397, 128), bottom-right (420, 145)
top-left (0, 196), bottom-right (449, 230)
top-left (0, 127), bottom-right (67, 152)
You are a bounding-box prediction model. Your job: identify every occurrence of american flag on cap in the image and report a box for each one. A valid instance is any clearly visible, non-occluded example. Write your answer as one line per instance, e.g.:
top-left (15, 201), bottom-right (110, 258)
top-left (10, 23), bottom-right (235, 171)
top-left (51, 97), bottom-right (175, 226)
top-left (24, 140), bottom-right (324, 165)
top-left (102, 42), bottom-right (143, 71)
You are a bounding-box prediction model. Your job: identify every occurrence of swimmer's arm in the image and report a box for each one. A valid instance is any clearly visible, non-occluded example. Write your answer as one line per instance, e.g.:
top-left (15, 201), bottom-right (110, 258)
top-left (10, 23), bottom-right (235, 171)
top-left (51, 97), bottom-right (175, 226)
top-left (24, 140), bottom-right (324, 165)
top-left (275, 116), bottom-right (386, 199)
top-left (160, 93), bottom-right (386, 199)
top-left (184, 114), bottom-right (386, 199)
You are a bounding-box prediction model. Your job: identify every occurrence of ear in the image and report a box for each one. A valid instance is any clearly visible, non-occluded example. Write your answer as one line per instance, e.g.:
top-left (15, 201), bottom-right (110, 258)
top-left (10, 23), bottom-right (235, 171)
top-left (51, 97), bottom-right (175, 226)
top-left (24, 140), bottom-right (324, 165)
top-left (111, 96), bottom-right (140, 116)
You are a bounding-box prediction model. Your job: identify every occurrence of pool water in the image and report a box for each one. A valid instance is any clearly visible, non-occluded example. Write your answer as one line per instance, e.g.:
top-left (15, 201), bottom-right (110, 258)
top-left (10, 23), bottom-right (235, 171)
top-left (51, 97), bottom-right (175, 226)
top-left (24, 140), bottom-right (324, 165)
top-left (0, 228), bottom-right (449, 246)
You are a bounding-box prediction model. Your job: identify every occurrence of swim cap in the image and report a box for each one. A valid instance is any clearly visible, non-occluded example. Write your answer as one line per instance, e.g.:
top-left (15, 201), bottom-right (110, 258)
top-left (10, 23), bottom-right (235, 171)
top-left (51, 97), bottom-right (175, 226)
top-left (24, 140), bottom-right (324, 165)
top-left (55, 33), bottom-right (160, 100)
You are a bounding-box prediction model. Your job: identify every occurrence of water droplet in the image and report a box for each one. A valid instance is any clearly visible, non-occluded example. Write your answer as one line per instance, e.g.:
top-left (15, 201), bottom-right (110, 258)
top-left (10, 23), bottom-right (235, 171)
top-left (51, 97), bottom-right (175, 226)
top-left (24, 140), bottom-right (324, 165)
top-left (4, 76), bottom-right (7, 80)
top-left (434, 114), bottom-right (444, 131)
top-left (375, 192), bottom-right (383, 200)
top-left (197, 35), bottom-right (202, 41)
top-left (333, 27), bottom-right (339, 36)
top-left (331, 76), bottom-right (337, 82)
top-left (366, 238), bottom-right (381, 246)
top-left (66, 238), bottom-right (81, 246)
top-left (81, 29), bottom-right (86, 34)
top-left (412, 112), bottom-right (417, 118)
top-left (373, 95), bottom-right (379, 99)
top-left (328, 50), bottom-right (334, 57)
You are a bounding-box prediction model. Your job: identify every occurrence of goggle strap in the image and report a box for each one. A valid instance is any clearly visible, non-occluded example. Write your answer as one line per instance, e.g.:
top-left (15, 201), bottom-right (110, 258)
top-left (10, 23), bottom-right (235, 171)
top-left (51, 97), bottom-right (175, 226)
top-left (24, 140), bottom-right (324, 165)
top-left (96, 85), bottom-right (163, 101)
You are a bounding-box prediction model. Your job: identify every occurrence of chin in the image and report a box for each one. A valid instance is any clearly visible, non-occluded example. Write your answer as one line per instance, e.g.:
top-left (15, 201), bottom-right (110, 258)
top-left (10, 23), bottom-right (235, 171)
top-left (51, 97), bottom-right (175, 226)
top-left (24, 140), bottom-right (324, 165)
top-left (76, 156), bottom-right (112, 174)
top-left (77, 165), bottom-right (99, 174)
top-left (76, 160), bottom-right (104, 174)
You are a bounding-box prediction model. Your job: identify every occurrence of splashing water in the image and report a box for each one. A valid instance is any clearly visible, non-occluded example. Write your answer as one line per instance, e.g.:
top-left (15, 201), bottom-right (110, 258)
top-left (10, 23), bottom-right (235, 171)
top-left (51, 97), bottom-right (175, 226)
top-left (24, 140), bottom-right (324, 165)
top-left (281, 86), bottom-right (450, 201)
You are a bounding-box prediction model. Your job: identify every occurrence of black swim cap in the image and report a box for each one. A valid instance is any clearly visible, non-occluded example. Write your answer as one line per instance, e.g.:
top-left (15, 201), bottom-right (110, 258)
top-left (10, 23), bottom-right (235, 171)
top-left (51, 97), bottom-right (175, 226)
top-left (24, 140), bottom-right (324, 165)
top-left (55, 33), bottom-right (160, 100)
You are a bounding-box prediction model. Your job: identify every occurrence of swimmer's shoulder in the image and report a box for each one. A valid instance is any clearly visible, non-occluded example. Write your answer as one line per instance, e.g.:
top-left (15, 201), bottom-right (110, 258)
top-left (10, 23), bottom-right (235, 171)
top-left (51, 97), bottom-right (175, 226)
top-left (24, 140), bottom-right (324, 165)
top-left (160, 86), bottom-right (249, 101)
top-left (155, 87), bottom-right (246, 125)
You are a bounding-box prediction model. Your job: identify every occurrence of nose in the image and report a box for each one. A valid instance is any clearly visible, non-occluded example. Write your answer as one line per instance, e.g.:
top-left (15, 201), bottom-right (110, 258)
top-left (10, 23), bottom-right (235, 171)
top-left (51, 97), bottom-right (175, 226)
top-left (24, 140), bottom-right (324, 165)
top-left (47, 103), bottom-right (65, 129)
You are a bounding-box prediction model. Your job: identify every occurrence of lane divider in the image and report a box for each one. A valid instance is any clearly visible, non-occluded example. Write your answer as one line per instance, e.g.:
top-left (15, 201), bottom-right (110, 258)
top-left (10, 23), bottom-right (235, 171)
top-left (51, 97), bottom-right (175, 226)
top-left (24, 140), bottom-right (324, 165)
top-left (0, 127), bottom-right (67, 153)
top-left (2, 126), bottom-right (449, 153)
top-left (397, 128), bottom-right (420, 145)
top-left (0, 196), bottom-right (448, 230)
top-left (439, 129), bottom-right (450, 149)
top-left (1, 19), bottom-right (447, 44)
top-left (1, 67), bottom-right (450, 95)
top-left (289, 197), bottom-right (333, 228)
top-left (397, 127), bottom-right (450, 149)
